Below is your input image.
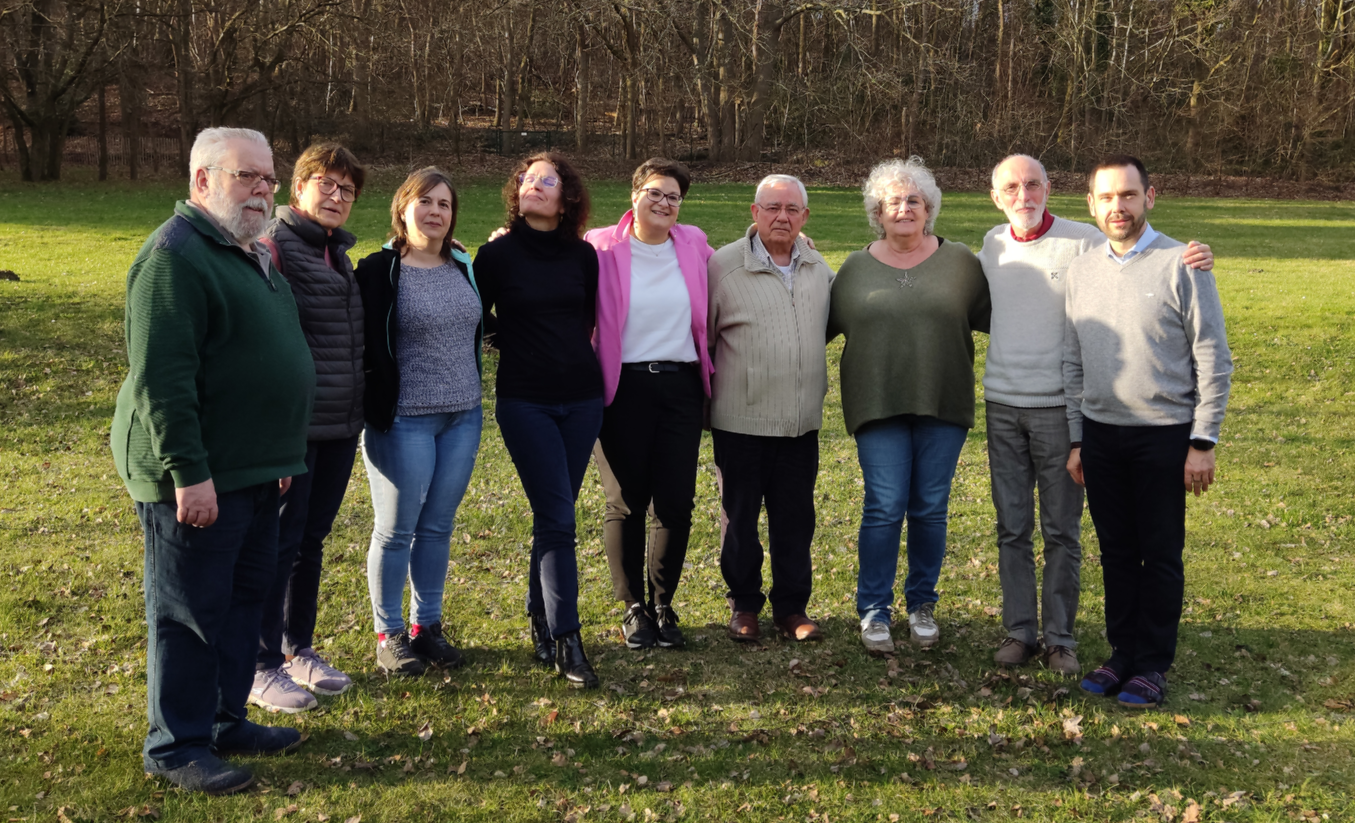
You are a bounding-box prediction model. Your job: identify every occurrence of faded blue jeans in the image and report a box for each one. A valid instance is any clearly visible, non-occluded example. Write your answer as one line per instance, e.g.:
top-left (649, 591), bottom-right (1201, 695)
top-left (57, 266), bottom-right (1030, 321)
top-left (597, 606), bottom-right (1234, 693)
top-left (854, 414), bottom-right (968, 626)
top-left (363, 407), bottom-right (483, 635)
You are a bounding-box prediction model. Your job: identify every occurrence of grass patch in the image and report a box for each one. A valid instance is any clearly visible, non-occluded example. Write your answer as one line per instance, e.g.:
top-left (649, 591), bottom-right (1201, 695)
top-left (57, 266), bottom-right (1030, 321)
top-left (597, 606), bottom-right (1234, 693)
top-left (1, 176), bottom-right (1353, 821)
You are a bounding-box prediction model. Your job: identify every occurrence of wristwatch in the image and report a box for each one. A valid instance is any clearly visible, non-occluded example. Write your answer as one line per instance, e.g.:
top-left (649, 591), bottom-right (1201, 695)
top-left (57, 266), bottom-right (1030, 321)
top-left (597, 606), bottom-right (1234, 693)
top-left (1189, 438), bottom-right (1216, 451)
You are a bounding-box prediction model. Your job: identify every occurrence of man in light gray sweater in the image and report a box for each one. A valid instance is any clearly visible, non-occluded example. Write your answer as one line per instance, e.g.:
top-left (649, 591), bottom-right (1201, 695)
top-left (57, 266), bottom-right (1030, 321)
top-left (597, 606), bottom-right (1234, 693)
top-left (1063, 155), bottom-right (1233, 709)
top-left (708, 174), bottom-right (835, 644)
top-left (977, 154), bottom-right (1213, 676)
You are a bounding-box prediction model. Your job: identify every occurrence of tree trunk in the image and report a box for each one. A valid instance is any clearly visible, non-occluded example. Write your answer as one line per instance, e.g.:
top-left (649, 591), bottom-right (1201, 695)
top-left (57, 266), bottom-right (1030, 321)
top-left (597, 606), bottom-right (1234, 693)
top-left (740, 1), bottom-right (787, 161)
top-left (575, 23), bottom-right (590, 151)
top-left (514, 2), bottom-right (539, 132)
top-left (717, 11), bottom-right (737, 161)
top-left (174, 0), bottom-right (193, 176)
top-left (97, 85), bottom-right (109, 181)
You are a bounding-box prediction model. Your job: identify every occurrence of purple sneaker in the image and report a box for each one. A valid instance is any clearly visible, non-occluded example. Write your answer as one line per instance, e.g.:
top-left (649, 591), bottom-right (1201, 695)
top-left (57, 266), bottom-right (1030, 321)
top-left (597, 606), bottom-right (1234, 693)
top-left (282, 648), bottom-right (352, 695)
top-left (247, 668), bottom-right (318, 714)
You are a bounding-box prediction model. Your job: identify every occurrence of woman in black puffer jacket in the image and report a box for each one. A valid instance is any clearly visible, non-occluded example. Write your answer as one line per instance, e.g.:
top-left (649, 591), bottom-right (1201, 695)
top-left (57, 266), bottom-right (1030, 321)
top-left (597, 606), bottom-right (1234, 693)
top-left (250, 142), bottom-right (366, 713)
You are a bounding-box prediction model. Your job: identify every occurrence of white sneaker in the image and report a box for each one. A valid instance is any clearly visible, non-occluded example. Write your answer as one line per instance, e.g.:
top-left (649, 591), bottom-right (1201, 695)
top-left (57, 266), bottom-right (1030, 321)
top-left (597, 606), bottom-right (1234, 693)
top-left (908, 603), bottom-right (940, 647)
top-left (247, 668), bottom-right (318, 714)
top-left (860, 619), bottom-right (894, 653)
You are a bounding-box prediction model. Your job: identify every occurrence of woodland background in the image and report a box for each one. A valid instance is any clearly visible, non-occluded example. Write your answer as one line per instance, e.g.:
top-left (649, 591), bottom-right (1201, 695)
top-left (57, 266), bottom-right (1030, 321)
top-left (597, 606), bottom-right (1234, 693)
top-left (3, 0), bottom-right (1355, 185)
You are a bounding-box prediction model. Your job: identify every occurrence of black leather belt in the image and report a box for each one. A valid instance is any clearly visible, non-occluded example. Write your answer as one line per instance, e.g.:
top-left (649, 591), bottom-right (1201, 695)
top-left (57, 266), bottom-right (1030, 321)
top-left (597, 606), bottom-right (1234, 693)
top-left (622, 361), bottom-right (697, 373)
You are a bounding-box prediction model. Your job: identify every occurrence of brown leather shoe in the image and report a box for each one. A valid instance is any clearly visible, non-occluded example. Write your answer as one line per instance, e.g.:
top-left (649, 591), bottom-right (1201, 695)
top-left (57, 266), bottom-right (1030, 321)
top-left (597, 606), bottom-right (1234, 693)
top-left (728, 611), bottom-right (761, 642)
top-left (1043, 644), bottom-right (1080, 676)
top-left (773, 614), bottom-right (823, 642)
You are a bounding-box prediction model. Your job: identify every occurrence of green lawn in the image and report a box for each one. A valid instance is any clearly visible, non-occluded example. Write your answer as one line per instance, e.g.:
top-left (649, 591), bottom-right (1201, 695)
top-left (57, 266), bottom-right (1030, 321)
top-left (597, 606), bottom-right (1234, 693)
top-left (1, 172), bottom-right (1353, 822)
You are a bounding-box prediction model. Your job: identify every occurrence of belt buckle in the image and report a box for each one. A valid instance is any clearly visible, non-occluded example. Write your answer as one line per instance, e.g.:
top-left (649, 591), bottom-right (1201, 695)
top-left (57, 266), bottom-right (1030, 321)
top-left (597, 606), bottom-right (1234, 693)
top-left (648, 362), bottom-right (660, 373)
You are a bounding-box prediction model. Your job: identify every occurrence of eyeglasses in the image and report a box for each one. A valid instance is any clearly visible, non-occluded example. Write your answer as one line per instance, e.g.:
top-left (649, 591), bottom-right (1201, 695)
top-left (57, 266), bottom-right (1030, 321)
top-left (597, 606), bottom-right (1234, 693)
top-left (640, 187), bottom-right (683, 207)
top-left (883, 196), bottom-right (926, 212)
top-left (757, 202), bottom-right (803, 217)
top-left (311, 175), bottom-right (357, 202)
top-left (999, 180), bottom-right (1046, 198)
top-left (518, 173), bottom-right (560, 189)
top-left (207, 167), bottom-right (281, 193)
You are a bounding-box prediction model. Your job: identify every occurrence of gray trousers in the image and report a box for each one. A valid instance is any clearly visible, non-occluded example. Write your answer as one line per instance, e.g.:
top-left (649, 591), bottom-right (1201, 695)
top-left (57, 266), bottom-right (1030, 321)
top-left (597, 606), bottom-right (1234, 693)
top-left (986, 401), bottom-right (1084, 648)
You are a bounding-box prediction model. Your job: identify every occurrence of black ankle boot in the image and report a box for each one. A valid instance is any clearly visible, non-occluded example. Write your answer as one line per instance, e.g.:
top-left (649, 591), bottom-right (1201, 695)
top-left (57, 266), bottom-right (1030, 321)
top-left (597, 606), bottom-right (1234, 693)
top-left (529, 612), bottom-right (556, 667)
top-left (554, 631), bottom-right (599, 689)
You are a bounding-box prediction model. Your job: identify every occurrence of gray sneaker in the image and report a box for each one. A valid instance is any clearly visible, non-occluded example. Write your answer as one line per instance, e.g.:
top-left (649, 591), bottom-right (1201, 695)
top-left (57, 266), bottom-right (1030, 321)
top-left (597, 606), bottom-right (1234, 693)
top-left (247, 668), bottom-right (317, 714)
top-left (908, 603), bottom-right (940, 647)
top-left (282, 648), bottom-right (352, 695)
top-left (860, 619), bottom-right (894, 653)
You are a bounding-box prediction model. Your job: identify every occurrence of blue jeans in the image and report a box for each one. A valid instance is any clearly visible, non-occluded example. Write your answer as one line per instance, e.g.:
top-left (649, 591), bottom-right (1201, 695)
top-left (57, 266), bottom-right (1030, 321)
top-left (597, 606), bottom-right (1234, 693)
top-left (363, 407), bottom-right (483, 635)
top-left (258, 434), bottom-right (359, 670)
top-left (495, 396), bottom-right (604, 639)
top-left (854, 415), bottom-right (968, 625)
top-left (136, 482), bottom-right (279, 770)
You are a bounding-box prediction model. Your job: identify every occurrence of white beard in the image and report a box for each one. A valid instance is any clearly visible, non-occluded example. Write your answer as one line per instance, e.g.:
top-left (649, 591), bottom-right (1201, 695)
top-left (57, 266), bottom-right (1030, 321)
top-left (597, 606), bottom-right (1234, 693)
top-left (1009, 202), bottom-right (1044, 233)
top-left (204, 185), bottom-right (269, 244)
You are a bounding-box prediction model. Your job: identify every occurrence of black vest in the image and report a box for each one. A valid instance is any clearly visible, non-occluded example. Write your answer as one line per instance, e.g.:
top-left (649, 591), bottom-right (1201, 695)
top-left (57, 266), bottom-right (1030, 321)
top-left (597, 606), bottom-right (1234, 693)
top-left (262, 207), bottom-right (365, 440)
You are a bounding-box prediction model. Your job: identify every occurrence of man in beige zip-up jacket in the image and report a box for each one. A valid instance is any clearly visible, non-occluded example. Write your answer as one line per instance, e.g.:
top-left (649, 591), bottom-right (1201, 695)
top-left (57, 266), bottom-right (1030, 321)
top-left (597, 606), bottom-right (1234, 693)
top-left (708, 175), bottom-right (835, 645)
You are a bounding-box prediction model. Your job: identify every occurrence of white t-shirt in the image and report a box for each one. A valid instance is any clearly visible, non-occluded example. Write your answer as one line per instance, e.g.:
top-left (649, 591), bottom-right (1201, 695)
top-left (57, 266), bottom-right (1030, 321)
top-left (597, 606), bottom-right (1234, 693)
top-left (622, 236), bottom-right (698, 363)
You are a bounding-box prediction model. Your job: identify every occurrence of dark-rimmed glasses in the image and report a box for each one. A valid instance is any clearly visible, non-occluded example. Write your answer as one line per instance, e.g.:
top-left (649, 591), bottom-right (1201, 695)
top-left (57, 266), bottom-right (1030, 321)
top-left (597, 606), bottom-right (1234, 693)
top-left (640, 188), bottom-right (683, 207)
top-left (311, 175), bottom-right (358, 202)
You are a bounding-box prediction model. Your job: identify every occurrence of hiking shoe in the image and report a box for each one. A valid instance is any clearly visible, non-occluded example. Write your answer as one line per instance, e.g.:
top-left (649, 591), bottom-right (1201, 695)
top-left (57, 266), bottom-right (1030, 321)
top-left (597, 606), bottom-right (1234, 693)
top-left (908, 603), bottom-right (940, 647)
top-left (622, 603), bottom-right (658, 650)
top-left (994, 637), bottom-right (1035, 667)
top-left (377, 631), bottom-right (427, 676)
top-left (409, 622), bottom-right (466, 669)
top-left (213, 720), bottom-right (303, 756)
top-left (654, 605), bottom-right (685, 649)
top-left (860, 619), bottom-right (894, 654)
top-left (147, 753), bottom-right (253, 795)
top-left (247, 668), bottom-right (317, 714)
top-left (282, 648), bottom-right (352, 695)
top-left (1043, 645), bottom-right (1080, 676)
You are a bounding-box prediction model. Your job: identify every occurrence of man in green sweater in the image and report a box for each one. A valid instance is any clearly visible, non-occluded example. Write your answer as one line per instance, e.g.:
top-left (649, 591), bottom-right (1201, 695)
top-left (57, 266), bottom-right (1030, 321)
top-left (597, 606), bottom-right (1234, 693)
top-left (112, 127), bottom-right (316, 794)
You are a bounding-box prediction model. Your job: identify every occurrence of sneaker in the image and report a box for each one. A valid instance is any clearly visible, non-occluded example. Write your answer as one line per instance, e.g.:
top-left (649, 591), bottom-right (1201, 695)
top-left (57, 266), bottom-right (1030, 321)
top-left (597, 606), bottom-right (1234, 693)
top-left (377, 631), bottom-right (427, 676)
top-left (1118, 672), bottom-right (1168, 709)
top-left (147, 753), bottom-right (253, 795)
top-left (247, 668), bottom-right (317, 714)
top-left (282, 648), bottom-right (352, 695)
top-left (654, 605), bottom-right (685, 649)
top-left (908, 603), bottom-right (940, 647)
top-left (994, 637), bottom-right (1035, 667)
top-left (1079, 665), bottom-right (1124, 696)
top-left (621, 603), bottom-right (658, 650)
top-left (409, 622), bottom-right (466, 669)
top-left (1043, 645), bottom-right (1080, 676)
top-left (860, 619), bottom-right (894, 653)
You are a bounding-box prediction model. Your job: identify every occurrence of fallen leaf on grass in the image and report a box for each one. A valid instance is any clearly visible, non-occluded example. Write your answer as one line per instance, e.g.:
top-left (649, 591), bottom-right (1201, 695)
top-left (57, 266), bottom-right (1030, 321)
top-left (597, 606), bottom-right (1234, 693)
top-left (1062, 715), bottom-right (1083, 742)
top-left (552, 752), bottom-right (568, 767)
top-left (1173, 715), bottom-right (1190, 726)
top-left (656, 781), bottom-right (672, 792)
top-left (286, 781), bottom-right (304, 796)
top-left (1182, 800), bottom-right (1201, 823)
top-left (544, 709), bottom-right (559, 726)
top-left (273, 805), bottom-right (298, 820)
top-left (416, 721), bottom-right (433, 742)
top-left (449, 760), bottom-right (468, 775)
top-left (343, 817), bottom-right (361, 823)
top-left (343, 731), bottom-right (359, 741)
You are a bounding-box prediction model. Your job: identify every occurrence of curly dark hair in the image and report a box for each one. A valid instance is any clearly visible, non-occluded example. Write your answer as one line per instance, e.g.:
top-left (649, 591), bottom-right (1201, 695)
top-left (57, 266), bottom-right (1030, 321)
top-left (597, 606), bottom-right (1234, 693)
top-left (503, 152), bottom-right (590, 238)
top-left (388, 166), bottom-right (459, 261)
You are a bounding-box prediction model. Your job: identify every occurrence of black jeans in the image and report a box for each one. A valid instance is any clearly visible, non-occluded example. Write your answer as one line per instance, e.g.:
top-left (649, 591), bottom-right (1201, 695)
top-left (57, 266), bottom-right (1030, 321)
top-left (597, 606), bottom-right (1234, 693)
top-left (597, 365), bottom-right (704, 609)
top-left (136, 483), bottom-right (278, 770)
top-left (1082, 417), bottom-right (1191, 675)
top-left (257, 435), bottom-right (359, 671)
top-left (713, 428), bottom-right (819, 619)
top-left (496, 395), bottom-right (604, 638)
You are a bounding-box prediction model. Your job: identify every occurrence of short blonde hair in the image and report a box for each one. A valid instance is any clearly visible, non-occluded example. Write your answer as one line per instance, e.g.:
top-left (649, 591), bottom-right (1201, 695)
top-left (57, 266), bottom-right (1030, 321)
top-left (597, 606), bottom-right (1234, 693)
top-left (863, 156), bottom-right (941, 237)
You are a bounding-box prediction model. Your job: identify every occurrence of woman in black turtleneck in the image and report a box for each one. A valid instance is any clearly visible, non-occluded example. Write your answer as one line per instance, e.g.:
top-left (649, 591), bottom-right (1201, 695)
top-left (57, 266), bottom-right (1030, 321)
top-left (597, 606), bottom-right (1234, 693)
top-left (474, 152), bottom-right (602, 689)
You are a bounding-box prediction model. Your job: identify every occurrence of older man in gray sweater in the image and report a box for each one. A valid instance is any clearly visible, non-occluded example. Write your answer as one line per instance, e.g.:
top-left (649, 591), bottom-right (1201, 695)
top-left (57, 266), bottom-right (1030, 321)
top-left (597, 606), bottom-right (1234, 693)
top-left (978, 154), bottom-right (1213, 676)
top-left (1064, 155), bottom-right (1233, 709)
top-left (708, 174), bottom-right (835, 644)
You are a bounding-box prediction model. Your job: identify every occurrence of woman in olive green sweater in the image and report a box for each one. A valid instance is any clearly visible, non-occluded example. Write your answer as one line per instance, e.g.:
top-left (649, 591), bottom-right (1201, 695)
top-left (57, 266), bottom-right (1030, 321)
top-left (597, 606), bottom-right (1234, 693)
top-left (827, 156), bottom-right (991, 655)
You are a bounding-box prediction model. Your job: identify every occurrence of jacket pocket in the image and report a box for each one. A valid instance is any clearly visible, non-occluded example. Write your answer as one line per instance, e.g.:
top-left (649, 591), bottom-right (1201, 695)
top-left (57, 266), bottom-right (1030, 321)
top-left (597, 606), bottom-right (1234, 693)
top-left (746, 366), bottom-right (767, 406)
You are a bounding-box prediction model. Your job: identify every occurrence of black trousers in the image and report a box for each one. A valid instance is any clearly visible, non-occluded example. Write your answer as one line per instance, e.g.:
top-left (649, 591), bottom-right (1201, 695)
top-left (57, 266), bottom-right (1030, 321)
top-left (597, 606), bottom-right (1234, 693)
top-left (1082, 417), bottom-right (1191, 675)
top-left (713, 428), bottom-right (818, 619)
top-left (597, 366), bottom-right (704, 608)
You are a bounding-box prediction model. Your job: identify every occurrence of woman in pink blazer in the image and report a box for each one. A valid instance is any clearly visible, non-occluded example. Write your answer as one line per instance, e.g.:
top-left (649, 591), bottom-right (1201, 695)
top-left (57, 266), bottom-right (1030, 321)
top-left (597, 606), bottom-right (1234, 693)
top-left (585, 158), bottom-right (714, 653)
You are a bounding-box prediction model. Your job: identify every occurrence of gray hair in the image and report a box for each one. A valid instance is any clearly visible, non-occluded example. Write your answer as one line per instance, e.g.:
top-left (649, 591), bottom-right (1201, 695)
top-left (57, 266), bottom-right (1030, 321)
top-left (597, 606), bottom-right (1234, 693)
top-left (754, 174), bottom-right (808, 208)
top-left (863, 156), bottom-right (941, 237)
top-left (189, 127), bottom-right (270, 187)
top-left (990, 153), bottom-right (1048, 190)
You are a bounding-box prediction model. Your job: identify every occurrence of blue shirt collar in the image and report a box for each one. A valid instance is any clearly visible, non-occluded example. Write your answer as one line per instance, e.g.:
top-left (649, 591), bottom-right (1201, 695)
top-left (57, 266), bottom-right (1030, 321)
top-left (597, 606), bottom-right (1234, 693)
top-left (1105, 222), bottom-right (1158, 265)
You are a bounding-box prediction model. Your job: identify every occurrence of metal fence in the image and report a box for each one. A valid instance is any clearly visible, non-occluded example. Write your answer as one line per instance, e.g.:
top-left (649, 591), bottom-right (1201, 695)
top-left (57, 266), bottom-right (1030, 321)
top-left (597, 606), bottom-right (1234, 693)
top-left (0, 131), bottom-right (182, 172)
